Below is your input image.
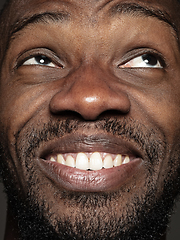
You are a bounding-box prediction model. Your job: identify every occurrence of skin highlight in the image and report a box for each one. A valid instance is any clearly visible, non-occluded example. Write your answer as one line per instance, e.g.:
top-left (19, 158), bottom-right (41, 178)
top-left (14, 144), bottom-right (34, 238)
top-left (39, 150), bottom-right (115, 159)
top-left (1, 0), bottom-right (180, 239)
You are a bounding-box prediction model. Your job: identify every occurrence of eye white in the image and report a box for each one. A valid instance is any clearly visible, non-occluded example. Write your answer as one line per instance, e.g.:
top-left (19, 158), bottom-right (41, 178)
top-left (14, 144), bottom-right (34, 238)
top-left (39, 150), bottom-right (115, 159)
top-left (121, 54), bottom-right (163, 68)
top-left (23, 55), bottom-right (56, 67)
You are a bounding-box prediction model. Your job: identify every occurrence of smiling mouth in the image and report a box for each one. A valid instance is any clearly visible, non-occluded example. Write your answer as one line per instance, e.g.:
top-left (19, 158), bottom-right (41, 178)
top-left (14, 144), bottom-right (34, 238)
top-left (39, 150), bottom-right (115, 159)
top-left (48, 152), bottom-right (131, 170)
top-left (36, 132), bottom-right (145, 192)
top-left (40, 149), bottom-right (142, 192)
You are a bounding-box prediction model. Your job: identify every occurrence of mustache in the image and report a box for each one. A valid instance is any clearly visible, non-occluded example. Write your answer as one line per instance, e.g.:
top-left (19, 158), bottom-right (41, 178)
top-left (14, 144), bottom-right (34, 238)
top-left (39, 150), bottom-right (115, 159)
top-left (16, 117), bottom-right (166, 165)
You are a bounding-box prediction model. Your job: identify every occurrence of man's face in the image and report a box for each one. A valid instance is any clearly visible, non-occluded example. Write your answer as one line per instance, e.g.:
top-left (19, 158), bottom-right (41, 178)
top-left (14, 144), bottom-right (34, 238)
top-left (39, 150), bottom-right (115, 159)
top-left (1, 0), bottom-right (180, 239)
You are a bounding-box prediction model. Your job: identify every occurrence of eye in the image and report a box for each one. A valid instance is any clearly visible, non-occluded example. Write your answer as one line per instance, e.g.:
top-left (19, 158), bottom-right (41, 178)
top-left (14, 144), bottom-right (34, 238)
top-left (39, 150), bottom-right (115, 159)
top-left (120, 54), bottom-right (163, 69)
top-left (23, 55), bottom-right (57, 68)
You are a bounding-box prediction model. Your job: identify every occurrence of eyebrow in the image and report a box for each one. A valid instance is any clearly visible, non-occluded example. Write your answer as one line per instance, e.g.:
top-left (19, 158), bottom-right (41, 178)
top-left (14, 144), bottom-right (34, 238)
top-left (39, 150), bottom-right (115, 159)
top-left (11, 11), bottom-right (70, 37)
top-left (109, 3), bottom-right (178, 39)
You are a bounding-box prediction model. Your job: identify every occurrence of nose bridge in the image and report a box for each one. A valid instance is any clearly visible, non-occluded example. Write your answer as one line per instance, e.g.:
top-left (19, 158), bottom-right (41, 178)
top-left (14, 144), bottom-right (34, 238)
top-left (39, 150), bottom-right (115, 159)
top-left (49, 64), bottom-right (131, 120)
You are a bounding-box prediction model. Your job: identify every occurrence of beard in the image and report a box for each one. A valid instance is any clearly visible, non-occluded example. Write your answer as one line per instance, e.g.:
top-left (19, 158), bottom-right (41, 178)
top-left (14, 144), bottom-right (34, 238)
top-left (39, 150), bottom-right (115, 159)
top-left (1, 117), bottom-right (180, 240)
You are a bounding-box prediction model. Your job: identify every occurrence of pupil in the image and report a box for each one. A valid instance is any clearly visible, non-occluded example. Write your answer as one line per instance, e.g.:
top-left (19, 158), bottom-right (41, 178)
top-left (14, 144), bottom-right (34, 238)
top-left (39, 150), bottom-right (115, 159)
top-left (35, 55), bottom-right (51, 65)
top-left (142, 54), bottom-right (157, 66)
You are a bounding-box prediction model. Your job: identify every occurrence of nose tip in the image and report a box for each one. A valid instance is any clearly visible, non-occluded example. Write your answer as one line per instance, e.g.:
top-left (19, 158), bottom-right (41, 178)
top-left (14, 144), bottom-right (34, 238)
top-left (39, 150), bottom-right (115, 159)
top-left (50, 87), bottom-right (130, 121)
top-left (49, 67), bottom-right (131, 120)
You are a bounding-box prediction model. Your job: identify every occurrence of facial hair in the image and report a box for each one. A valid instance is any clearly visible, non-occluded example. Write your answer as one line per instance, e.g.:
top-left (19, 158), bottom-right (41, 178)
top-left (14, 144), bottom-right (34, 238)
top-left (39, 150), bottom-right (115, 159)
top-left (1, 117), bottom-right (180, 240)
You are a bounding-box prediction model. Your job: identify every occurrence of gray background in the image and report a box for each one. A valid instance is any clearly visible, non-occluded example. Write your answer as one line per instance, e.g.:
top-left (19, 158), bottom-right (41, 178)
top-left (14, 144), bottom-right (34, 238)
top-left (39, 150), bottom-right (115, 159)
top-left (0, 0), bottom-right (180, 239)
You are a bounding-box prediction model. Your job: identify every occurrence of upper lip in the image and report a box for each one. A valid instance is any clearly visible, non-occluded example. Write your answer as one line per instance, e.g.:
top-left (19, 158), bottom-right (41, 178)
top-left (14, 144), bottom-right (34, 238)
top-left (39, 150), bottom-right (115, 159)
top-left (39, 132), bottom-right (144, 160)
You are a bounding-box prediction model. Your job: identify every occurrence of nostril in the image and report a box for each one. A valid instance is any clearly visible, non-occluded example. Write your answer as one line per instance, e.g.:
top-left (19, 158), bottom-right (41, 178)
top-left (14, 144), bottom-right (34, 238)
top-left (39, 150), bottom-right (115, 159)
top-left (50, 110), bottom-right (86, 121)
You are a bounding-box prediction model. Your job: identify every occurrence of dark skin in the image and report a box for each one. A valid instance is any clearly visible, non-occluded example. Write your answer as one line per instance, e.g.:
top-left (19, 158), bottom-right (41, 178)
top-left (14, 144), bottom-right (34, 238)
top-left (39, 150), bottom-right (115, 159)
top-left (1, 0), bottom-right (180, 239)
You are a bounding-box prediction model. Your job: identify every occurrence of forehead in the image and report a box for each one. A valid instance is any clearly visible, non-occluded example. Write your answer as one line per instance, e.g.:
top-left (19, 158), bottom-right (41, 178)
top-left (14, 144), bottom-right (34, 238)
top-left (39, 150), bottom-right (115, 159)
top-left (14, 0), bottom-right (175, 9)
top-left (10, 0), bottom-right (178, 22)
top-left (7, 0), bottom-right (178, 44)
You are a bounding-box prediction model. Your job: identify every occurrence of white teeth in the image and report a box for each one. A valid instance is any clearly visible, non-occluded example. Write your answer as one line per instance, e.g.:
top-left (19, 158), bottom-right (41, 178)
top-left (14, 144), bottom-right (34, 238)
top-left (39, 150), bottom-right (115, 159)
top-left (57, 154), bottom-right (65, 165)
top-left (50, 156), bottom-right (56, 162)
top-left (103, 155), bottom-right (113, 169)
top-left (113, 154), bottom-right (122, 167)
top-left (66, 155), bottom-right (75, 168)
top-left (50, 152), bottom-right (131, 170)
top-left (76, 152), bottom-right (89, 170)
top-left (90, 152), bottom-right (103, 170)
top-left (122, 155), bottom-right (130, 164)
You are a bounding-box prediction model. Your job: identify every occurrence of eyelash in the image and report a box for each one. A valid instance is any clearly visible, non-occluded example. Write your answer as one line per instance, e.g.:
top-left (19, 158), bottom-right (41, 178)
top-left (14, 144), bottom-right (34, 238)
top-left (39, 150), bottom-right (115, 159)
top-left (17, 50), bottom-right (63, 69)
top-left (17, 49), bottom-right (166, 71)
top-left (22, 55), bottom-right (57, 67)
top-left (118, 52), bottom-right (166, 69)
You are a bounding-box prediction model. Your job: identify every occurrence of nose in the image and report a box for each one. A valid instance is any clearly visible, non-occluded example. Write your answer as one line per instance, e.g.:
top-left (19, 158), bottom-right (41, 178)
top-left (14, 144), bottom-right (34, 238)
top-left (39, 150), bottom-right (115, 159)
top-left (49, 65), bottom-right (131, 120)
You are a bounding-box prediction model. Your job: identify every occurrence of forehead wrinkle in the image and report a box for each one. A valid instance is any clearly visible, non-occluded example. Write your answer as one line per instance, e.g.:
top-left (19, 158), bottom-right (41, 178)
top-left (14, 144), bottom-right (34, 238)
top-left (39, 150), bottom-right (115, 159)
top-left (104, 2), bottom-right (178, 40)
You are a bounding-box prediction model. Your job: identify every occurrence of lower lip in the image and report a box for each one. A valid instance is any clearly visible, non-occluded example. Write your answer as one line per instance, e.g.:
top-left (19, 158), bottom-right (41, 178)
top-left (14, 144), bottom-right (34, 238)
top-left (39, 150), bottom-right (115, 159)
top-left (39, 159), bottom-right (143, 192)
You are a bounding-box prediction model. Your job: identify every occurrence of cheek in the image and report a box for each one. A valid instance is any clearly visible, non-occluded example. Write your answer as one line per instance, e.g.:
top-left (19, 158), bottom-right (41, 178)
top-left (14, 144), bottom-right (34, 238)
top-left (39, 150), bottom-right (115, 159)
top-left (129, 82), bottom-right (180, 192)
top-left (130, 84), bottom-right (180, 144)
top-left (0, 82), bottom-right (52, 144)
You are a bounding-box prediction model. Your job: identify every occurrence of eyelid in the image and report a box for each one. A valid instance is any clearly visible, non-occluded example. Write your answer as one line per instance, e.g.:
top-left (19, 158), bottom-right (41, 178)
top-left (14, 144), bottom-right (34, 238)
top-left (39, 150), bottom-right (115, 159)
top-left (22, 55), bottom-right (57, 68)
top-left (117, 49), bottom-right (166, 69)
top-left (121, 54), bottom-right (162, 69)
top-left (16, 48), bottom-right (64, 69)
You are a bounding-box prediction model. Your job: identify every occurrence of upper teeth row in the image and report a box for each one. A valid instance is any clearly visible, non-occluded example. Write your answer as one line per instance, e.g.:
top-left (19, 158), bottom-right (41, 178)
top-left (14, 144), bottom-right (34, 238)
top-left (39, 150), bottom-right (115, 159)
top-left (50, 152), bottom-right (130, 171)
